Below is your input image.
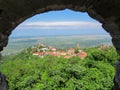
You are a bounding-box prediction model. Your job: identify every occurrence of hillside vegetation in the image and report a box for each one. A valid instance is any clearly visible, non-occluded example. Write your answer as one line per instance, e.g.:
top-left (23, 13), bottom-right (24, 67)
top-left (0, 46), bottom-right (119, 90)
top-left (2, 35), bottom-right (112, 55)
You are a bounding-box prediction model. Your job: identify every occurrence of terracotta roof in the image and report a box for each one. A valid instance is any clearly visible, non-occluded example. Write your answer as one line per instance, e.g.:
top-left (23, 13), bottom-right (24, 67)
top-left (64, 55), bottom-right (72, 59)
top-left (77, 51), bottom-right (87, 59)
top-left (33, 52), bottom-right (45, 55)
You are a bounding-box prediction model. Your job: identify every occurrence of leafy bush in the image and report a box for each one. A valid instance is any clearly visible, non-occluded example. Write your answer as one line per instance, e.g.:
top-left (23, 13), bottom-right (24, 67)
top-left (0, 46), bottom-right (118, 90)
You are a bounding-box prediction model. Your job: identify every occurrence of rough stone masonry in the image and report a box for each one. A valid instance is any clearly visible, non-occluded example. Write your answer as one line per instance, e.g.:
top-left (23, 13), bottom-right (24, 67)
top-left (0, 0), bottom-right (120, 90)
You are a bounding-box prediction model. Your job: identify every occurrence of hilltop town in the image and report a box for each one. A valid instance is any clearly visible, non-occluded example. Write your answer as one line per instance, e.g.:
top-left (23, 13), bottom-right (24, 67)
top-left (32, 44), bottom-right (87, 59)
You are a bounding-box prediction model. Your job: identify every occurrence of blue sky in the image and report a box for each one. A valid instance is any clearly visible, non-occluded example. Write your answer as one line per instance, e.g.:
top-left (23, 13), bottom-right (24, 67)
top-left (10, 9), bottom-right (109, 37)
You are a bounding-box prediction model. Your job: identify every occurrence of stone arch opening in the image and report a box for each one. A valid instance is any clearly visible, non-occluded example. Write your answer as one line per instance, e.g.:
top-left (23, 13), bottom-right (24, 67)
top-left (0, 0), bottom-right (120, 89)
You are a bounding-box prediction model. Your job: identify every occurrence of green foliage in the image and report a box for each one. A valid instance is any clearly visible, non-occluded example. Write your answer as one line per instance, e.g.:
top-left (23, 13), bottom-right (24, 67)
top-left (75, 48), bottom-right (79, 54)
top-left (86, 46), bottom-right (119, 65)
top-left (0, 46), bottom-right (119, 90)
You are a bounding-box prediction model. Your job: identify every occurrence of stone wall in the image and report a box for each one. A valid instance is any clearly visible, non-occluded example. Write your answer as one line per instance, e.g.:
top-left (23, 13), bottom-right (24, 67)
top-left (0, 73), bottom-right (8, 90)
top-left (0, 0), bottom-right (120, 89)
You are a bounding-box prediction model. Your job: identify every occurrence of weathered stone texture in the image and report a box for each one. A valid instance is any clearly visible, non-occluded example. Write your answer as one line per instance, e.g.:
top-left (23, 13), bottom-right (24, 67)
top-left (0, 0), bottom-right (120, 90)
top-left (0, 73), bottom-right (8, 90)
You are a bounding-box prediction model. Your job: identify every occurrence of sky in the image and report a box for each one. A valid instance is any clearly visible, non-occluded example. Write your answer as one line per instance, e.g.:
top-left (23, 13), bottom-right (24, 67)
top-left (10, 9), bottom-right (109, 37)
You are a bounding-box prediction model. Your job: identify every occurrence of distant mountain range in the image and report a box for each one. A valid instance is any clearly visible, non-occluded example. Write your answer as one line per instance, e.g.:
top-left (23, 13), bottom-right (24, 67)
top-left (3, 35), bottom-right (112, 56)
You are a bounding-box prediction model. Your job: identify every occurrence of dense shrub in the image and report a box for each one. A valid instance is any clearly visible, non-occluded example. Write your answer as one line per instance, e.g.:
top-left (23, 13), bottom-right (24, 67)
top-left (0, 46), bottom-right (119, 90)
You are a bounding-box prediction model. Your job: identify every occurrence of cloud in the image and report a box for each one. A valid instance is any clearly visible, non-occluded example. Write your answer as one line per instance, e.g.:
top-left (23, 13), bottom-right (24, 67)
top-left (25, 21), bottom-right (101, 27)
top-left (16, 21), bottom-right (102, 30)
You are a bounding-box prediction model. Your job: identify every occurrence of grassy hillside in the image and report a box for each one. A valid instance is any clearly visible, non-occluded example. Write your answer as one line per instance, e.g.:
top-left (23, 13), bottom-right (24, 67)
top-left (0, 46), bottom-right (119, 90)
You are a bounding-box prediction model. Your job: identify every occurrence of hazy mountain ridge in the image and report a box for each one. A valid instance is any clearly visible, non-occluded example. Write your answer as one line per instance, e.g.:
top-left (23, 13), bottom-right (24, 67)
top-left (2, 35), bottom-right (112, 55)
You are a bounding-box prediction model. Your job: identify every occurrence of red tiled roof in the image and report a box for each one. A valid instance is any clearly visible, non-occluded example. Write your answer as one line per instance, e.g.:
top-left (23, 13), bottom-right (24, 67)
top-left (33, 52), bottom-right (45, 55)
top-left (77, 52), bottom-right (87, 59)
